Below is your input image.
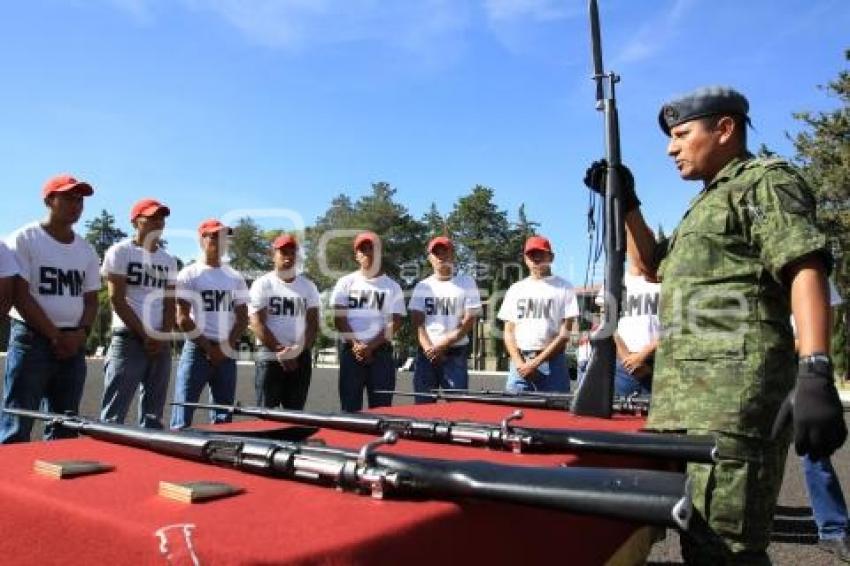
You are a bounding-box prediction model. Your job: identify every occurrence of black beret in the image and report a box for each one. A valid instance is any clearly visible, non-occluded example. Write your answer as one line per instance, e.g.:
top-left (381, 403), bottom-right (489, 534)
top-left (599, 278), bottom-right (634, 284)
top-left (658, 86), bottom-right (749, 135)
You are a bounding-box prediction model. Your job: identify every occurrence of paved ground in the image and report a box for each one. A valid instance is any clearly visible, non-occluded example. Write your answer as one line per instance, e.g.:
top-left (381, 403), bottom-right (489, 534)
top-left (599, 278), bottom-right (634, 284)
top-left (5, 357), bottom-right (850, 564)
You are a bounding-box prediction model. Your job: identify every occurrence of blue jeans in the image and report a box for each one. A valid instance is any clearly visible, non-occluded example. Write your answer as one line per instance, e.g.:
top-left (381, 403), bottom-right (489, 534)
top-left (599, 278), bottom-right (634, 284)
top-left (338, 344), bottom-right (395, 412)
top-left (506, 351), bottom-right (569, 393)
top-left (803, 455), bottom-right (849, 540)
top-left (255, 348), bottom-right (312, 410)
top-left (614, 360), bottom-right (652, 396)
top-left (1, 320), bottom-right (87, 443)
top-left (412, 347), bottom-right (469, 404)
top-left (100, 332), bottom-right (171, 428)
top-left (169, 340), bottom-right (237, 429)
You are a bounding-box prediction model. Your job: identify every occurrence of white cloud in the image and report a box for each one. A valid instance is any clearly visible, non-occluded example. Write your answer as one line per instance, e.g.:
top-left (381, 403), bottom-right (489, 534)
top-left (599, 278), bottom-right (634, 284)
top-left (103, 0), bottom-right (155, 24)
top-left (99, 0), bottom-right (588, 65)
top-left (483, 0), bottom-right (577, 23)
top-left (614, 0), bottom-right (694, 65)
top-left (184, 0), bottom-right (471, 55)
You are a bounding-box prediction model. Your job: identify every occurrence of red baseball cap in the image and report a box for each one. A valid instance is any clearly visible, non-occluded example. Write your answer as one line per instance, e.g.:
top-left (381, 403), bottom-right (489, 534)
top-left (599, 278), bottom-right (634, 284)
top-left (427, 236), bottom-right (453, 253)
top-left (197, 219), bottom-right (232, 237)
top-left (273, 234), bottom-right (298, 250)
top-left (353, 231), bottom-right (379, 250)
top-left (42, 174), bottom-right (93, 199)
top-left (130, 198), bottom-right (170, 221)
top-left (524, 235), bottom-right (552, 254)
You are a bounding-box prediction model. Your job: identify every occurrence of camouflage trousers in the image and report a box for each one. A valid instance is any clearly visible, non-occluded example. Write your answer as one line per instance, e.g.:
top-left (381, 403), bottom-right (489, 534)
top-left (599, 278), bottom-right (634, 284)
top-left (681, 431), bottom-right (790, 565)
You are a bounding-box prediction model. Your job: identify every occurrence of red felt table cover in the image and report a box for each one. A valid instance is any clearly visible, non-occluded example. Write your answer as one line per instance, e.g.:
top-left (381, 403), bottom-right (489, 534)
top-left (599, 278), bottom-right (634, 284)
top-left (0, 403), bottom-right (659, 565)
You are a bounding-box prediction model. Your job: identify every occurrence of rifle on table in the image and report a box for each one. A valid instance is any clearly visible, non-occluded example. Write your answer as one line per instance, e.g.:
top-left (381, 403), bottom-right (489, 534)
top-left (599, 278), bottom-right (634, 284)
top-left (435, 389), bottom-right (652, 415)
top-left (376, 389), bottom-right (651, 415)
top-left (4, 408), bottom-right (691, 529)
top-left (174, 401), bottom-right (714, 463)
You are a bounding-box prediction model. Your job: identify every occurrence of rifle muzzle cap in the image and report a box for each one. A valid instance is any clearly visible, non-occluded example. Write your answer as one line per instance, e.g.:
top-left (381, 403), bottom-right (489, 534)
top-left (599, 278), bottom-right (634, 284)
top-left (658, 86), bottom-right (750, 135)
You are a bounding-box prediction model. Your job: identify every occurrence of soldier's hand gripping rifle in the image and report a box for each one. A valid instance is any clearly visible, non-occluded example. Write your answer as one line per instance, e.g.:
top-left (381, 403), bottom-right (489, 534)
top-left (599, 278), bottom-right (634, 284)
top-left (175, 401), bottom-right (717, 463)
top-left (5, 408), bottom-right (691, 529)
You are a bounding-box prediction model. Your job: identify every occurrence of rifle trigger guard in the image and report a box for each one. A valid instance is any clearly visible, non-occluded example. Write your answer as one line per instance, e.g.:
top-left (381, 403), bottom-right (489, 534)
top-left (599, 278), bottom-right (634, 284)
top-left (500, 410), bottom-right (524, 454)
top-left (357, 431), bottom-right (398, 499)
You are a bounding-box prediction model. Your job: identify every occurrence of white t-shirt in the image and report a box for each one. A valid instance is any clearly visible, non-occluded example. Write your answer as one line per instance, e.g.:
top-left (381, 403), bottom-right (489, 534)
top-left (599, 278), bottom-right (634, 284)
top-left (176, 262), bottom-right (248, 342)
top-left (0, 240), bottom-right (20, 278)
top-left (497, 275), bottom-right (580, 351)
top-left (249, 273), bottom-right (321, 347)
top-left (617, 272), bottom-right (662, 353)
top-left (6, 223), bottom-right (101, 327)
top-left (102, 239), bottom-right (178, 332)
top-left (409, 274), bottom-right (481, 347)
top-left (331, 272), bottom-right (406, 343)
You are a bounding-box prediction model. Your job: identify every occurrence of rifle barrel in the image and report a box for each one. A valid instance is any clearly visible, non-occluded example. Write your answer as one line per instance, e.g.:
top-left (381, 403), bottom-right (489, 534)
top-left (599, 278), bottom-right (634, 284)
top-left (517, 427), bottom-right (716, 463)
top-left (589, 0), bottom-right (605, 104)
top-left (439, 388), bottom-right (574, 400)
top-left (174, 401), bottom-right (716, 463)
top-left (376, 390), bottom-right (571, 410)
top-left (177, 402), bottom-right (384, 434)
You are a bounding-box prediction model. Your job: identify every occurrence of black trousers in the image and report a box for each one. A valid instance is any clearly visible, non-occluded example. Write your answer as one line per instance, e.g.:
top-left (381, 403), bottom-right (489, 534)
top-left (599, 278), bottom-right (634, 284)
top-left (254, 349), bottom-right (312, 410)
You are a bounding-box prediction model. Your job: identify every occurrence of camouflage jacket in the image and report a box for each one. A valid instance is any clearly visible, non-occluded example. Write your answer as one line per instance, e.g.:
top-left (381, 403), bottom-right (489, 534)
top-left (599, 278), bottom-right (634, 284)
top-left (646, 154), bottom-right (830, 438)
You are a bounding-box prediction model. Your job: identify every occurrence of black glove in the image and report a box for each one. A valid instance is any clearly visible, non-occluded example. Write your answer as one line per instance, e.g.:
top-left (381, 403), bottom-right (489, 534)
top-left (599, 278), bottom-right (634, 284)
top-left (583, 159), bottom-right (641, 213)
top-left (771, 356), bottom-right (847, 460)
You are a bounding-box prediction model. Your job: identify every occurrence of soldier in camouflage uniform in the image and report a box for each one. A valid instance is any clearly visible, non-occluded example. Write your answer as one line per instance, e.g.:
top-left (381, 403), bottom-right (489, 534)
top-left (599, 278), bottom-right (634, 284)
top-left (585, 86), bottom-right (846, 564)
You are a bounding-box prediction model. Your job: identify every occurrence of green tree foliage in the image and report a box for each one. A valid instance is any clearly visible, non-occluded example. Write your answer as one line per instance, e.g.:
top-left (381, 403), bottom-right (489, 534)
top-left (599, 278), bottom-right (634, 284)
top-left (508, 204), bottom-right (540, 262)
top-left (446, 187), bottom-right (539, 367)
top-left (756, 143), bottom-right (777, 158)
top-left (304, 195), bottom-right (358, 292)
top-left (229, 217), bottom-right (273, 274)
top-left (446, 185), bottom-right (515, 285)
top-left (84, 209), bottom-right (127, 260)
top-left (422, 202), bottom-right (447, 238)
top-left (83, 210), bottom-right (127, 351)
top-left (792, 49), bottom-right (850, 377)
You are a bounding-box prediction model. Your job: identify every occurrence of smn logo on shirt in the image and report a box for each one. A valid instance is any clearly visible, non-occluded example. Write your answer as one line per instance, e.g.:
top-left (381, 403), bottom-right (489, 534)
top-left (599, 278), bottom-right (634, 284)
top-left (623, 292), bottom-right (659, 317)
top-left (347, 290), bottom-right (385, 310)
top-left (38, 267), bottom-right (84, 296)
top-left (517, 298), bottom-right (554, 319)
top-left (201, 290), bottom-right (234, 312)
top-left (127, 262), bottom-right (170, 288)
top-left (269, 296), bottom-right (307, 316)
top-left (425, 297), bottom-right (458, 316)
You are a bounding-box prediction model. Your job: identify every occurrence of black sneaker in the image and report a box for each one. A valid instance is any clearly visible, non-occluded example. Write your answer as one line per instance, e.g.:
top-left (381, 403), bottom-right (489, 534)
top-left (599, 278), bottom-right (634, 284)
top-left (818, 537), bottom-right (850, 563)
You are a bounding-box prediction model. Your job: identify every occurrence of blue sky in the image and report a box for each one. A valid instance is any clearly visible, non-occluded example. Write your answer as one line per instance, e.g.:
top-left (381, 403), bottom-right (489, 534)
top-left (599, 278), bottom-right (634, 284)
top-left (1, 0), bottom-right (848, 284)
